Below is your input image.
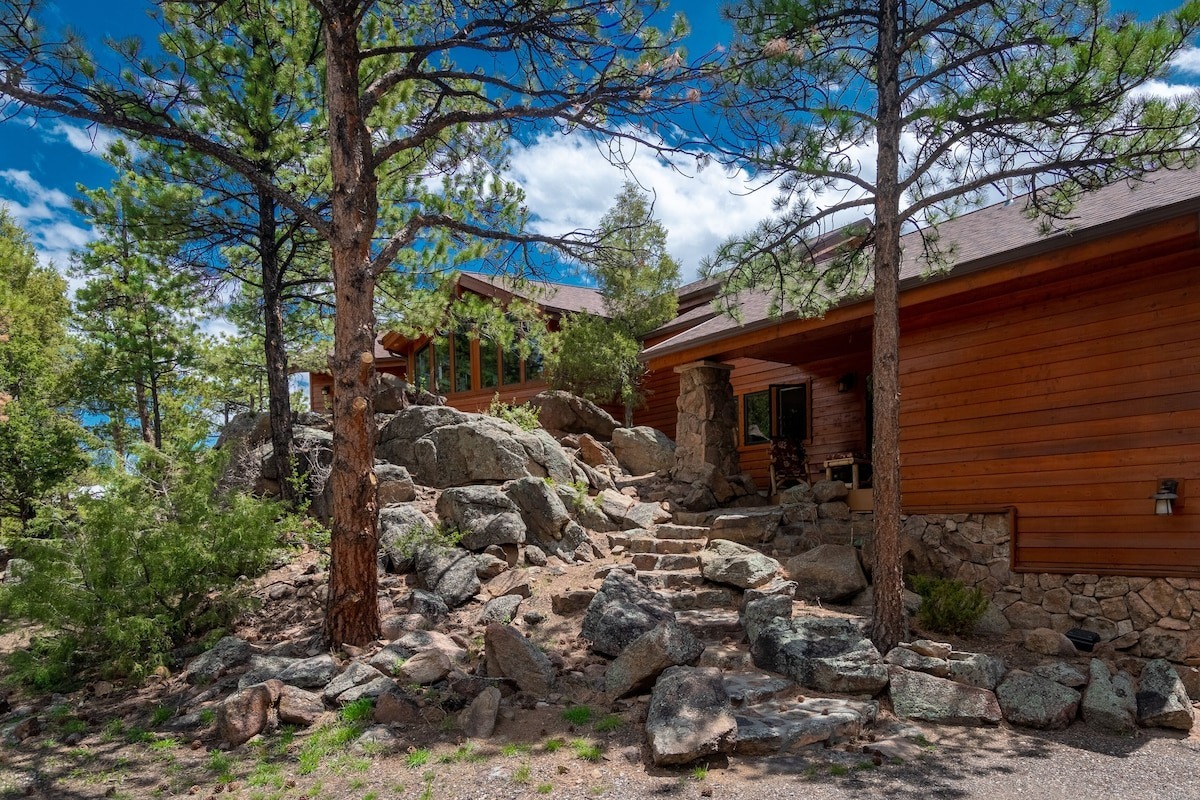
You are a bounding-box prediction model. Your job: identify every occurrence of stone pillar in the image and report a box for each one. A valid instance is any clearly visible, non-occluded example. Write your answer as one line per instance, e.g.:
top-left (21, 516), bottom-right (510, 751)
top-left (673, 361), bottom-right (739, 483)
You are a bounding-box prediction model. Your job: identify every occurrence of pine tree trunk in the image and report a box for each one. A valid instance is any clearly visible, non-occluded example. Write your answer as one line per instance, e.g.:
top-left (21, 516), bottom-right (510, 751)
top-left (869, 0), bottom-right (906, 655)
top-left (134, 380), bottom-right (153, 445)
top-left (322, 6), bottom-right (381, 647)
top-left (258, 190), bottom-right (296, 505)
top-left (149, 372), bottom-right (163, 449)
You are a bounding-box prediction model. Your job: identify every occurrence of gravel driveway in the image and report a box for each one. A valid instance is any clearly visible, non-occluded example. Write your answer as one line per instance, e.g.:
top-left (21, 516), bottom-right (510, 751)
top-left (693, 724), bottom-right (1200, 800)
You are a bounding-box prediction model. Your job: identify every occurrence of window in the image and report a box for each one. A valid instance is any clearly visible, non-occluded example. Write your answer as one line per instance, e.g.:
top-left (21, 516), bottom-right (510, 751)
top-left (412, 344), bottom-right (432, 390)
top-left (432, 337), bottom-right (451, 394)
top-left (525, 340), bottom-right (544, 381)
top-left (743, 391), bottom-right (770, 445)
top-left (480, 339), bottom-right (499, 389)
top-left (502, 342), bottom-right (522, 385)
top-left (742, 382), bottom-right (811, 446)
top-left (453, 334), bottom-right (472, 393)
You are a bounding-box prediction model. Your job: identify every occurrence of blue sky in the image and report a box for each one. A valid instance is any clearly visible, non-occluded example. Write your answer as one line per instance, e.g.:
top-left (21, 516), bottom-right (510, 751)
top-left (2, 0), bottom-right (1199, 285)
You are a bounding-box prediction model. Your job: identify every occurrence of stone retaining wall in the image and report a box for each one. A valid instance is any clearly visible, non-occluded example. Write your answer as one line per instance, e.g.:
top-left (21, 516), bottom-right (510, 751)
top-left (900, 511), bottom-right (1200, 665)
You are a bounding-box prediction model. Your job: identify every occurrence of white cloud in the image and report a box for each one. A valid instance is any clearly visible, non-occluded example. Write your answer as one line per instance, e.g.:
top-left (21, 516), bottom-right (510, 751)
top-left (1171, 46), bottom-right (1200, 76)
top-left (42, 120), bottom-right (121, 157)
top-left (507, 131), bottom-right (777, 281)
top-left (198, 316), bottom-right (239, 339)
top-left (0, 169), bottom-right (95, 276)
top-left (1129, 79), bottom-right (1200, 100)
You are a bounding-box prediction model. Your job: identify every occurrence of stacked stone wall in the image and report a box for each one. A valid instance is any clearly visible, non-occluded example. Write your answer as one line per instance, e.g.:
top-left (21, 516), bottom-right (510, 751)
top-left (899, 511), bottom-right (1200, 665)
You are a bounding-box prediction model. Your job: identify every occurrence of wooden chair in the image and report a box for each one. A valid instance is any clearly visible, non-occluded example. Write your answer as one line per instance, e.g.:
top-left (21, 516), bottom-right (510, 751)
top-left (769, 437), bottom-right (808, 495)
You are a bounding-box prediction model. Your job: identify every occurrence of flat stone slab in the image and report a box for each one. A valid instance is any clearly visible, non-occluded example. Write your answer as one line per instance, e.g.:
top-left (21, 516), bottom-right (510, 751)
top-left (654, 524), bottom-right (711, 540)
top-left (735, 697), bottom-right (879, 755)
top-left (675, 609), bottom-right (745, 640)
top-left (723, 670), bottom-right (797, 707)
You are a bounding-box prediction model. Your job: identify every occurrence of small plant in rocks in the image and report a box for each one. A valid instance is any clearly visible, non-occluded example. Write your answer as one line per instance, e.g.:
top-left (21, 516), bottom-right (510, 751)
top-left (910, 574), bottom-right (988, 635)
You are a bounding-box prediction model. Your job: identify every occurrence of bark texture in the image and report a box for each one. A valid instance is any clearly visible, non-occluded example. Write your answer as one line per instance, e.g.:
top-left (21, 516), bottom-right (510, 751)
top-left (869, 0), bottom-right (905, 655)
top-left (257, 189), bottom-right (296, 504)
top-left (322, 6), bottom-right (381, 647)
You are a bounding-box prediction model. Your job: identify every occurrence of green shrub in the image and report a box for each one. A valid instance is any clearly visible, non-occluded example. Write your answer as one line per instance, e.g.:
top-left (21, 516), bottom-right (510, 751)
top-left (910, 575), bottom-right (988, 635)
top-left (1, 444), bottom-right (297, 683)
top-left (389, 521), bottom-right (463, 559)
top-left (487, 395), bottom-right (541, 431)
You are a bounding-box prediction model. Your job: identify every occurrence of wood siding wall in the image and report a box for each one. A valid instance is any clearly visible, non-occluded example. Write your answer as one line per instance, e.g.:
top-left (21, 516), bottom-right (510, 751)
top-left (899, 255), bottom-right (1200, 576)
top-left (635, 365), bottom-right (682, 438)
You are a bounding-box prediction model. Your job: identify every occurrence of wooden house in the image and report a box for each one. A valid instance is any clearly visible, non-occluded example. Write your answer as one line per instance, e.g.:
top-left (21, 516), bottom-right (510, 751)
top-left (638, 167), bottom-right (1200, 579)
top-left (309, 273), bottom-right (605, 414)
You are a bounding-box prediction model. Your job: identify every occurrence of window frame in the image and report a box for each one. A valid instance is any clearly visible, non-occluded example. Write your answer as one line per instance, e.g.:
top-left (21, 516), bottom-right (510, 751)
top-left (740, 381), bottom-right (813, 447)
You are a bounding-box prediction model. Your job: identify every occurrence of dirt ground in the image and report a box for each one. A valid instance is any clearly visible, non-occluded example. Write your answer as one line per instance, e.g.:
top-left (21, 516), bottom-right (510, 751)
top-left (3, 547), bottom-right (1200, 800)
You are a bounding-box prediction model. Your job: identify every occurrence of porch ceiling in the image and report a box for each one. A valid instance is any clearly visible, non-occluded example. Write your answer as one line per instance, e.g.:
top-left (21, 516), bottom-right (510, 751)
top-left (708, 314), bottom-right (872, 366)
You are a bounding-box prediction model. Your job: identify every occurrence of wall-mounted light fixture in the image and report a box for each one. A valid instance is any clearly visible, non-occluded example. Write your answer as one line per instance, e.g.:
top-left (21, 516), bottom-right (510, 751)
top-left (1152, 479), bottom-right (1179, 516)
top-left (837, 373), bottom-right (857, 393)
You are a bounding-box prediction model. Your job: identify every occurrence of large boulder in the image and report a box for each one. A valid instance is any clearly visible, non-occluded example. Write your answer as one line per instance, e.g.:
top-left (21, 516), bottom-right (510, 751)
top-left (377, 406), bottom-right (471, 467)
top-left (698, 539), bottom-right (782, 589)
top-left (277, 686), bottom-right (324, 727)
top-left (414, 422), bottom-right (539, 486)
top-left (218, 681), bottom-right (279, 747)
top-left (604, 621), bottom-right (704, 698)
top-left (484, 624), bottom-right (556, 696)
top-left (375, 374), bottom-right (444, 413)
top-left (646, 667), bottom-right (737, 766)
top-left (996, 671), bottom-right (1080, 730)
top-left (597, 490), bottom-right (671, 530)
top-left (378, 504), bottom-right (437, 572)
top-left (751, 615), bottom-right (888, 694)
top-left (459, 687), bottom-right (502, 738)
top-left (380, 407), bottom-right (578, 488)
top-left (214, 411), bottom-right (271, 453)
top-left (888, 666), bottom-right (1002, 726)
top-left (784, 544), bottom-right (868, 602)
top-left (576, 434), bottom-right (619, 470)
top-left (376, 463), bottom-right (416, 505)
top-left (187, 636), bottom-right (254, 685)
top-left (414, 547), bottom-right (480, 608)
top-left (1136, 658), bottom-right (1196, 731)
top-left (436, 486), bottom-right (526, 551)
top-left (611, 426), bottom-right (676, 475)
top-left (504, 477), bottom-right (571, 545)
top-left (238, 654), bottom-right (339, 690)
top-left (528, 391), bottom-right (618, 439)
top-left (708, 508), bottom-right (782, 545)
top-left (582, 569), bottom-right (676, 657)
top-left (1082, 659), bottom-right (1137, 733)
top-left (947, 652), bottom-right (1007, 691)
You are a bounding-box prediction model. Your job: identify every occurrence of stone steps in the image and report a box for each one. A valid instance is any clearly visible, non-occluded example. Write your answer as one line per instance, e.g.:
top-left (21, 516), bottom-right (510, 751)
top-left (636, 570), bottom-right (708, 591)
top-left (623, 535), bottom-right (705, 555)
top-left (675, 608), bottom-right (745, 641)
top-left (653, 523), bottom-right (711, 540)
top-left (659, 587), bottom-right (739, 611)
top-left (631, 553), bottom-right (701, 572)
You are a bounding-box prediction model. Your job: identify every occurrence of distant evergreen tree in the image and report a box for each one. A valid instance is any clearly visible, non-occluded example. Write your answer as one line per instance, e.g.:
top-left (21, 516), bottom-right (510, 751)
top-left (549, 182), bottom-right (681, 423)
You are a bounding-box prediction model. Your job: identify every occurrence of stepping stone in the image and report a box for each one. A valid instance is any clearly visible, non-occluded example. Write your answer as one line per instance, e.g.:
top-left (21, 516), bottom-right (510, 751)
top-left (723, 670), bottom-right (797, 706)
top-left (653, 524), bottom-right (711, 540)
top-left (637, 571), bottom-right (707, 591)
top-left (631, 553), bottom-right (700, 571)
top-left (676, 609), bottom-right (745, 640)
top-left (653, 538), bottom-right (705, 555)
top-left (735, 697), bottom-right (879, 755)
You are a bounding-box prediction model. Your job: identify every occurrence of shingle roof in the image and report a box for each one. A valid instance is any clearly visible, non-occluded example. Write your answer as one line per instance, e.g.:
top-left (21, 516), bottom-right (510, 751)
top-left (642, 166), bottom-right (1200, 360)
top-left (459, 273), bottom-right (608, 316)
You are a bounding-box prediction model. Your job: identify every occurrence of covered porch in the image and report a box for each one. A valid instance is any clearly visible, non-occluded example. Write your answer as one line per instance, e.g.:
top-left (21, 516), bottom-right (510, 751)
top-left (643, 309), bottom-right (876, 506)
